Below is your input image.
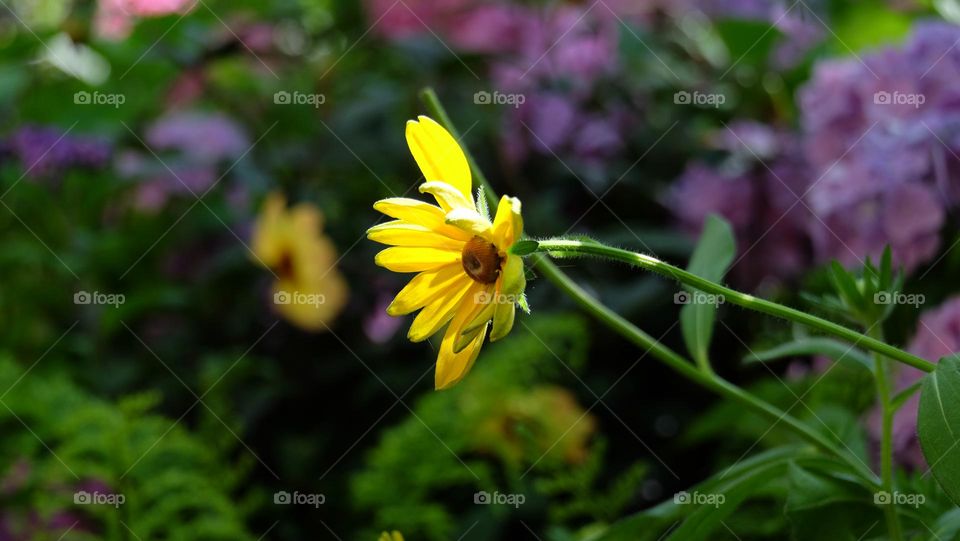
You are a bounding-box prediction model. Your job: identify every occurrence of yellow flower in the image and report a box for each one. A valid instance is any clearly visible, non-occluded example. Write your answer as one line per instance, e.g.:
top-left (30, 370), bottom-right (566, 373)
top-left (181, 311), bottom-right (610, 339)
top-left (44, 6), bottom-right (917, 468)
top-left (471, 385), bottom-right (596, 467)
top-left (378, 532), bottom-right (403, 541)
top-left (252, 192), bottom-right (348, 331)
top-left (368, 116), bottom-right (526, 390)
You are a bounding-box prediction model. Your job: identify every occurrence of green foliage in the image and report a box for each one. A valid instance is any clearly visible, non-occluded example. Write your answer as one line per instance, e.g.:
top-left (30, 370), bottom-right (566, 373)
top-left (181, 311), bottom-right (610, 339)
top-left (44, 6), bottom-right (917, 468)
top-left (535, 439), bottom-right (648, 525)
top-left (0, 357), bottom-right (255, 540)
top-left (351, 314), bottom-right (627, 541)
top-left (813, 247), bottom-right (902, 327)
top-left (918, 354), bottom-right (960, 505)
top-left (742, 336), bottom-right (872, 373)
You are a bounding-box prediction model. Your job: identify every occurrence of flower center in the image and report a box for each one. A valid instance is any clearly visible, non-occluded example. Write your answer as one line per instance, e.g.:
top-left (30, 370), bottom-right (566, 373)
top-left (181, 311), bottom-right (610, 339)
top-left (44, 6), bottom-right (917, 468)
top-left (461, 236), bottom-right (501, 284)
top-left (277, 250), bottom-right (295, 280)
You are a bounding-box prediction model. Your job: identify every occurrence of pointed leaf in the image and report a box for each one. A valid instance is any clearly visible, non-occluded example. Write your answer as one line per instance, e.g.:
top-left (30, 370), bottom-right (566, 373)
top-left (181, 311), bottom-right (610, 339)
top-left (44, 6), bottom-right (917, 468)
top-left (510, 239), bottom-right (540, 257)
top-left (918, 355), bottom-right (960, 505)
top-left (829, 261), bottom-right (862, 310)
top-left (680, 215), bottom-right (735, 369)
top-left (742, 337), bottom-right (872, 372)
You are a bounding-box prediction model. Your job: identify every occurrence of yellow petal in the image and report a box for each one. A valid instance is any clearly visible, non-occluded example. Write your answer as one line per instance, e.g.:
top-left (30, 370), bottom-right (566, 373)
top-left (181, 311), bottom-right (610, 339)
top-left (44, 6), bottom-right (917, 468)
top-left (408, 279), bottom-right (476, 342)
top-left (499, 254), bottom-right (526, 296)
top-left (374, 197), bottom-right (444, 224)
top-left (387, 263), bottom-right (464, 316)
top-left (454, 322), bottom-right (487, 353)
top-left (251, 192), bottom-right (289, 267)
top-left (372, 198), bottom-right (472, 241)
top-left (444, 207), bottom-right (493, 239)
top-left (461, 287), bottom-right (498, 335)
top-left (405, 116), bottom-right (472, 200)
top-left (420, 181), bottom-right (473, 212)
top-left (367, 221), bottom-right (465, 251)
top-left (490, 301), bottom-right (515, 342)
top-left (492, 195), bottom-right (523, 249)
top-left (435, 301), bottom-right (487, 390)
top-left (273, 274), bottom-right (348, 333)
top-left (454, 285), bottom-right (497, 351)
top-left (375, 247), bottom-right (460, 273)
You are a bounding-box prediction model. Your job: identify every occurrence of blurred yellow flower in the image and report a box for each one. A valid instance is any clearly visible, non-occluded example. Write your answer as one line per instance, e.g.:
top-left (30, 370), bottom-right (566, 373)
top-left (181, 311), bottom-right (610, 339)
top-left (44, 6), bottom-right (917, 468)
top-left (369, 116), bottom-right (526, 389)
top-left (252, 192), bottom-right (348, 331)
top-left (472, 386), bottom-right (596, 467)
top-left (378, 532), bottom-right (404, 541)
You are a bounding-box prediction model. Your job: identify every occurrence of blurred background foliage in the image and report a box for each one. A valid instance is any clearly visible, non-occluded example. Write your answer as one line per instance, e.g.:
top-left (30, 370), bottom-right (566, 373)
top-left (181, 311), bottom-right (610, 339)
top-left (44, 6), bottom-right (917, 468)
top-left (3, 0), bottom-right (960, 539)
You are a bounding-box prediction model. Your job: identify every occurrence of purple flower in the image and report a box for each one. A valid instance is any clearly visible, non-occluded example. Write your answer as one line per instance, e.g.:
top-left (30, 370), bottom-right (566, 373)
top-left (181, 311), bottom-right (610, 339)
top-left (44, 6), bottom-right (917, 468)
top-left (798, 21), bottom-right (960, 273)
top-left (666, 122), bottom-right (813, 287)
top-left (145, 111), bottom-right (249, 163)
top-left (120, 111), bottom-right (248, 211)
top-left (3, 125), bottom-right (111, 179)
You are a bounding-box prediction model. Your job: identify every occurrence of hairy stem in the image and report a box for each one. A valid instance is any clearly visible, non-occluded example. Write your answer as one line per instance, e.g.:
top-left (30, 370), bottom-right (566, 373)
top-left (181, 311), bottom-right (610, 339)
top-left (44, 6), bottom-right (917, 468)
top-left (533, 239), bottom-right (934, 373)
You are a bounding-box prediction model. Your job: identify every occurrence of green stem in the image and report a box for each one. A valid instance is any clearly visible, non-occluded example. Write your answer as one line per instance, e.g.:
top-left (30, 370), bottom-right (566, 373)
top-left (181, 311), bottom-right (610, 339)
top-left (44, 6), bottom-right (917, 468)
top-left (871, 326), bottom-right (904, 541)
top-left (534, 254), bottom-right (879, 485)
top-left (418, 88), bottom-right (880, 487)
top-left (533, 239), bottom-right (934, 374)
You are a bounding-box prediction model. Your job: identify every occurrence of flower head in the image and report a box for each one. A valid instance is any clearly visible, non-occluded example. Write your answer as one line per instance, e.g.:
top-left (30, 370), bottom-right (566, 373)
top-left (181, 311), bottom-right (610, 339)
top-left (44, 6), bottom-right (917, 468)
top-left (378, 532), bottom-right (403, 541)
top-left (369, 116), bottom-right (526, 389)
top-left (252, 192), bottom-right (349, 331)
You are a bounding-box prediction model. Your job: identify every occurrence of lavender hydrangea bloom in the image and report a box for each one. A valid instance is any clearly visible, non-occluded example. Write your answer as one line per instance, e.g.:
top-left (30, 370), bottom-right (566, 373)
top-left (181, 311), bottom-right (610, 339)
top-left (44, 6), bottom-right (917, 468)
top-left (491, 5), bottom-right (632, 178)
top-left (3, 125), bottom-right (111, 179)
top-left (120, 111), bottom-right (249, 211)
top-left (146, 111), bottom-right (249, 163)
top-left (868, 297), bottom-right (960, 469)
top-left (798, 21), bottom-right (960, 273)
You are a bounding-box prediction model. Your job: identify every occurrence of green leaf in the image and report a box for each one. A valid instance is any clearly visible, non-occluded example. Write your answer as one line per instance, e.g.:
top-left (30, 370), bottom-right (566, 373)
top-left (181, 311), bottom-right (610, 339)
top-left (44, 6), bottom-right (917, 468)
top-left (918, 355), bottom-right (960, 505)
top-left (680, 215), bottom-right (735, 370)
top-left (664, 463), bottom-right (780, 541)
top-left (742, 337), bottom-right (872, 373)
top-left (785, 462), bottom-right (871, 512)
top-left (714, 19), bottom-right (782, 68)
top-left (928, 508), bottom-right (960, 541)
top-left (829, 261), bottom-right (863, 311)
top-left (783, 460), bottom-right (881, 540)
top-left (830, 0), bottom-right (912, 53)
top-left (891, 380), bottom-right (922, 412)
top-left (880, 246), bottom-right (893, 291)
top-left (595, 446), bottom-right (813, 541)
top-left (510, 239), bottom-right (540, 257)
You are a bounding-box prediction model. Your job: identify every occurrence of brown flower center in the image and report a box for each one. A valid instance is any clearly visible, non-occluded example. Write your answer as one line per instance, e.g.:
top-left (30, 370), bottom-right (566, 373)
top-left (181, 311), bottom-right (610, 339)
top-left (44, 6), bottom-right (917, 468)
top-left (461, 236), bottom-right (501, 284)
top-left (277, 250), bottom-right (295, 280)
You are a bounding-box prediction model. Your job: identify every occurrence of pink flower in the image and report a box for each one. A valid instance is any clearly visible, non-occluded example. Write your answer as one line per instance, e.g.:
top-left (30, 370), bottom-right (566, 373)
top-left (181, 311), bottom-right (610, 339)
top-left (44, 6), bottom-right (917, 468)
top-left (95, 0), bottom-right (196, 40)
